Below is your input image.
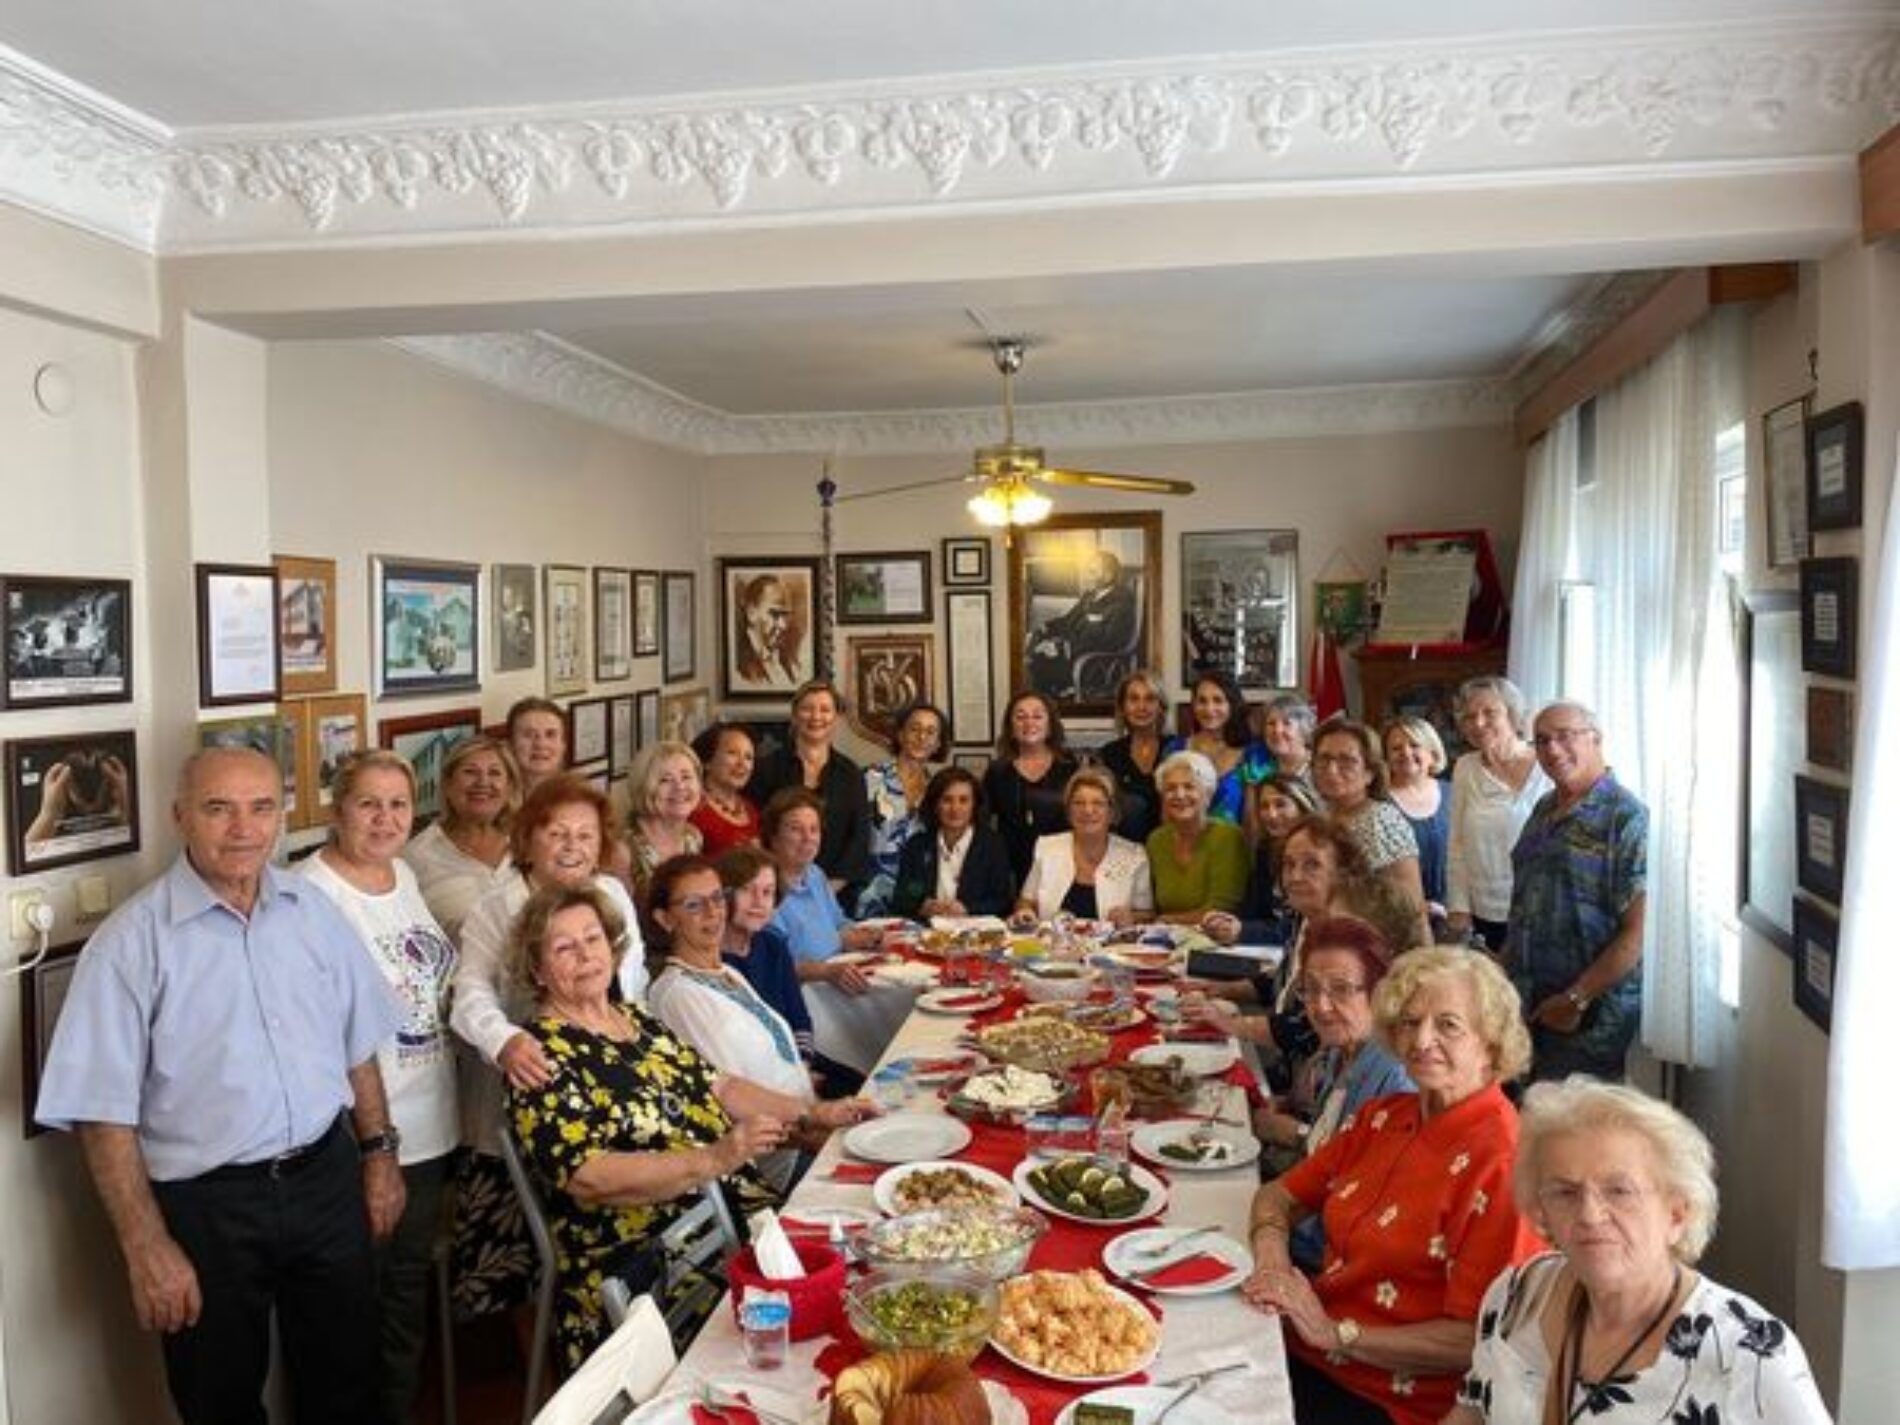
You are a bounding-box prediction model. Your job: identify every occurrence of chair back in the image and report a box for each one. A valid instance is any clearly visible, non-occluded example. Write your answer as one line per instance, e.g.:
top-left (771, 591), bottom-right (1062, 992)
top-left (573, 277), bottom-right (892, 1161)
top-left (647, 1183), bottom-right (742, 1342)
top-left (499, 1123), bottom-right (560, 1425)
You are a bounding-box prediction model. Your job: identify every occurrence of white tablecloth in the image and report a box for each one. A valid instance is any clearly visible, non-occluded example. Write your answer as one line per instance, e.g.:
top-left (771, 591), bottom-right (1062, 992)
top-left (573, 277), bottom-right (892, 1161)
top-left (667, 996), bottom-right (1294, 1423)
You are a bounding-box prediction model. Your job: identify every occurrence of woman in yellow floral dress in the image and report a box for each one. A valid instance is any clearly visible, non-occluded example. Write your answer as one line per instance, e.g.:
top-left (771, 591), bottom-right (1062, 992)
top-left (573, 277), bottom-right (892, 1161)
top-left (505, 880), bottom-right (870, 1367)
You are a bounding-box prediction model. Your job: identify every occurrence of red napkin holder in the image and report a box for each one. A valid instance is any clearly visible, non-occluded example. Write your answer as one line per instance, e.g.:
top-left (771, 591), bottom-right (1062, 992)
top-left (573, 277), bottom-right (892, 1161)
top-left (727, 1240), bottom-right (845, 1341)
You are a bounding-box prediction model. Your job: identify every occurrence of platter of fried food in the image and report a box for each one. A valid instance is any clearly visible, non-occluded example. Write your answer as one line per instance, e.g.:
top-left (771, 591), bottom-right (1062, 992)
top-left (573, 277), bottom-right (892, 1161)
top-left (875, 1160), bottom-right (1018, 1216)
top-left (974, 1016), bottom-right (1111, 1071)
top-left (989, 1268), bottom-right (1161, 1383)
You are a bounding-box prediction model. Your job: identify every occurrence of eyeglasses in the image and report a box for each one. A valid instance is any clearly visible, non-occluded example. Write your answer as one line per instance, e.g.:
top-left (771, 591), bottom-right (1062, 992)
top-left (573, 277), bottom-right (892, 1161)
top-left (1312, 752), bottom-right (1363, 770)
top-left (1536, 1178), bottom-right (1649, 1217)
top-left (1293, 977), bottom-right (1368, 1004)
top-left (670, 892), bottom-right (730, 916)
top-left (1533, 726), bottom-right (1595, 749)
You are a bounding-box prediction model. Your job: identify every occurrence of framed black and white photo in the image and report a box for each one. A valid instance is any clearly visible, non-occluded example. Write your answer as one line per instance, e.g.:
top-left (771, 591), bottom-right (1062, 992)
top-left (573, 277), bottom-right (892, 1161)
top-left (942, 538), bottom-right (991, 587)
top-left (837, 551), bottom-right (932, 625)
top-left (2, 573), bottom-right (132, 709)
top-left (1792, 896), bottom-right (1838, 1033)
top-left (1794, 774), bottom-right (1849, 906)
top-left (608, 694), bottom-right (636, 776)
top-left (718, 558), bottom-right (819, 701)
top-left (372, 557), bottom-right (480, 698)
top-left (1180, 529), bottom-right (1299, 690)
top-left (594, 567), bottom-right (633, 683)
top-left (274, 556), bottom-right (336, 697)
top-left (199, 712), bottom-right (300, 827)
top-left (635, 689), bottom-right (660, 750)
top-left (1762, 394), bottom-right (1811, 571)
top-left (1008, 511), bottom-right (1161, 717)
top-left (1806, 400), bottom-right (1864, 533)
top-left (1806, 686), bottom-right (1854, 774)
top-left (1799, 557), bottom-right (1857, 679)
top-left (544, 565), bottom-right (589, 697)
top-left (378, 708), bottom-right (482, 822)
top-left (5, 730), bottom-right (140, 875)
top-left (633, 570), bottom-right (661, 658)
top-left (945, 589), bottom-right (995, 747)
top-left (662, 570), bottom-right (696, 684)
top-left (492, 563), bottom-right (538, 673)
top-left (1737, 591), bottom-right (1799, 952)
top-left (196, 563), bottom-right (281, 707)
top-left (19, 938), bottom-right (85, 1140)
top-left (569, 696), bottom-right (610, 765)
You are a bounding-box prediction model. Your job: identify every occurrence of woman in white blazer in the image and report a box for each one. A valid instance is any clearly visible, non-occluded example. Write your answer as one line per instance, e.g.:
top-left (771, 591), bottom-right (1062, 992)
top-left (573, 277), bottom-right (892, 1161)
top-left (1014, 766), bottom-right (1155, 925)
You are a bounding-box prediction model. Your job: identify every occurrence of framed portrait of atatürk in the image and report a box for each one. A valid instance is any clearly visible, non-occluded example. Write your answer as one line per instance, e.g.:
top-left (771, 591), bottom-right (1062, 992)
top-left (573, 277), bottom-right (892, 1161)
top-left (2, 574), bottom-right (132, 710)
top-left (718, 558), bottom-right (819, 703)
top-left (1008, 512), bottom-right (1161, 717)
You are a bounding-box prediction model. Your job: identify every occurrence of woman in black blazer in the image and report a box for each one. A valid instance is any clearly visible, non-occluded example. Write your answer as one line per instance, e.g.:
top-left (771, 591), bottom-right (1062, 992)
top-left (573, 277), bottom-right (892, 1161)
top-left (890, 767), bottom-right (1017, 919)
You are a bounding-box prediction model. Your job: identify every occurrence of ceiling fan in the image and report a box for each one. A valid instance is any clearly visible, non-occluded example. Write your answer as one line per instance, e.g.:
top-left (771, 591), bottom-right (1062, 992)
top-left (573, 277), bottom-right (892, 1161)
top-left (834, 336), bottom-right (1196, 527)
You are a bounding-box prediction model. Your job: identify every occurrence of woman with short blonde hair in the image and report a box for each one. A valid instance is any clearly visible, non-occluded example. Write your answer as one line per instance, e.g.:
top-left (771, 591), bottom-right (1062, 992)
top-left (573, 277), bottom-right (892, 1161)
top-left (624, 740), bottom-right (704, 909)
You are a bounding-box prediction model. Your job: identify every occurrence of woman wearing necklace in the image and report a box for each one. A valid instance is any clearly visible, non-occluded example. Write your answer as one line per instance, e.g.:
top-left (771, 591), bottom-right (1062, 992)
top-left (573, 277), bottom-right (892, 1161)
top-left (983, 690), bottom-right (1079, 886)
top-left (404, 735), bottom-right (520, 945)
top-left (856, 701), bottom-right (948, 918)
top-left (1165, 669), bottom-right (1270, 826)
top-left (1450, 1078), bottom-right (1830, 1425)
top-left (746, 680), bottom-right (871, 903)
top-left (689, 723), bottom-right (761, 856)
top-left (1445, 676), bottom-right (1551, 952)
top-left (1258, 693), bottom-right (1319, 787)
top-left (623, 740), bottom-right (705, 911)
top-left (1094, 669), bottom-right (1168, 843)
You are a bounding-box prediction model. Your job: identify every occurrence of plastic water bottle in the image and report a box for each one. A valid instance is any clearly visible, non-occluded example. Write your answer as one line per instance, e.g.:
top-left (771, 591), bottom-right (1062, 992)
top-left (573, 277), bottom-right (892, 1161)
top-left (738, 1290), bottom-right (791, 1370)
top-left (1095, 1102), bottom-right (1130, 1170)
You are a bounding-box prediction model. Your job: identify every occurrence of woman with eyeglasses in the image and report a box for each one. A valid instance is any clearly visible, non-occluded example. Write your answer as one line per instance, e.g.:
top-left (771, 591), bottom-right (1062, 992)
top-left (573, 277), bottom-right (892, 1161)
top-left (1448, 1078), bottom-right (1830, 1425)
top-left (856, 701), bottom-right (949, 918)
top-left (1244, 947), bottom-right (1542, 1425)
top-left (1312, 716), bottom-right (1433, 948)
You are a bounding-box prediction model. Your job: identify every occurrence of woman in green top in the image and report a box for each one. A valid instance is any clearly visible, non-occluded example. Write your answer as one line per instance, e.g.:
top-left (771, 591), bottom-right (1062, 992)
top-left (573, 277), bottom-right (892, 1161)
top-left (1146, 749), bottom-right (1250, 924)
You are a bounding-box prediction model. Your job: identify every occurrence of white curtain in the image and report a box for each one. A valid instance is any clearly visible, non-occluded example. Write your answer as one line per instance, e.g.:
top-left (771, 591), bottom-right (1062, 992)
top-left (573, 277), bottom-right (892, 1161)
top-left (1824, 434), bottom-right (1900, 1269)
top-left (1508, 409), bottom-right (1579, 707)
top-left (1579, 309), bottom-right (1744, 1068)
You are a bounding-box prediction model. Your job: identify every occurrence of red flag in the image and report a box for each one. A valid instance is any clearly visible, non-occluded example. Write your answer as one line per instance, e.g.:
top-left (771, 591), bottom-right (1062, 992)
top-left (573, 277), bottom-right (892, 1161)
top-left (1308, 625), bottom-right (1346, 720)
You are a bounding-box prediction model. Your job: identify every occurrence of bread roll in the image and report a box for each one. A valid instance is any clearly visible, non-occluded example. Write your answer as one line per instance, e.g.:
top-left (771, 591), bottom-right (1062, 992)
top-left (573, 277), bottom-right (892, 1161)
top-left (829, 1349), bottom-right (991, 1425)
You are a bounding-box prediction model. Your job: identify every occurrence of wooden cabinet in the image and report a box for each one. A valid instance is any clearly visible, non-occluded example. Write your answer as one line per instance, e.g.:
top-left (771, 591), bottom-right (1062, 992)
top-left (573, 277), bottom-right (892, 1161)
top-left (1354, 643), bottom-right (1507, 758)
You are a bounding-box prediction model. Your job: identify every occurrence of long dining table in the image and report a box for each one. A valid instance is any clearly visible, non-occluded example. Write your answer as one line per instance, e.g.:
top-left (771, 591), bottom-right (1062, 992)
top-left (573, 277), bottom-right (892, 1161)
top-left (665, 961), bottom-right (1296, 1425)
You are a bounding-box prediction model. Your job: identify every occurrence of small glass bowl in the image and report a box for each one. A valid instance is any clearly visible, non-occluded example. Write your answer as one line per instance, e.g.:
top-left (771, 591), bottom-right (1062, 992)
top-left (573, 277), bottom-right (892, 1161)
top-left (852, 1205), bottom-right (1050, 1281)
top-left (842, 1266), bottom-right (1000, 1362)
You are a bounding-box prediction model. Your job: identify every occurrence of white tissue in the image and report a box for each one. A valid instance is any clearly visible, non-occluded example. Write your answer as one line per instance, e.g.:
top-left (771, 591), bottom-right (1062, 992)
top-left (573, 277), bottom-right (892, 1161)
top-left (747, 1208), bottom-right (807, 1280)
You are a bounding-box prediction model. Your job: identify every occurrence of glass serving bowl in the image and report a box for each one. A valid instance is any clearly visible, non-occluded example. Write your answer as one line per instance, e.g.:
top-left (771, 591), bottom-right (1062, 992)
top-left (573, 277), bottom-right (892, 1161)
top-left (852, 1205), bottom-right (1050, 1281)
top-left (842, 1266), bottom-right (1001, 1362)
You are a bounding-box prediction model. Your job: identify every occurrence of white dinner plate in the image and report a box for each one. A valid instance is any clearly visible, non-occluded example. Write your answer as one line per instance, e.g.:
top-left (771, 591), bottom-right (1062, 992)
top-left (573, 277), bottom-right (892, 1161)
top-left (1055, 1385), bottom-right (1234, 1425)
top-left (843, 1112), bottom-right (972, 1164)
top-left (872, 1159), bottom-right (1018, 1215)
top-left (988, 1279), bottom-right (1162, 1384)
top-left (1129, 1120), bottom-right (1261, 1173)
top-left (1101, 1226), bottom-right (1252, 1296)
top-left (623, 1380), bottom-right (815, 1423)
top-left (1129, 1040), bottom-right (1240, 1078)
top-left (916, 987), bottom-right (1003, 1016)
top-left (1012, 1157), bottom-right (1168, 1226)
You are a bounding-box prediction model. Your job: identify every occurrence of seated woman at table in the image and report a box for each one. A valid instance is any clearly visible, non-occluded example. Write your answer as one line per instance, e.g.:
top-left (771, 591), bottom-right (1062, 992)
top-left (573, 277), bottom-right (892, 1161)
top-left (1203, 772), bottom-right (1319, 946)
top-left (1243, 947), bottom-right (1542, 1425)
top-left (1448, 1078), bottom-right (1832, 1425)
top-left (1014, 766), bottom-right (1154, 927)
top-left (889, 765), bottom-right (1015, 920)
top-left (508, 882), bottom-right (870, 1367)
top-left (623, 740), bottom-right (704, 911)
top-left (1146, 749), bottom-right (1250, 924)
top-left (689, 722), bottom-right (761, 857)
top-left (858, 701), bottom-right (949, 918)
top-left (1164, 668), bottom-right (1271, 825)
top-left (761, 787), bottom-right (882, 995)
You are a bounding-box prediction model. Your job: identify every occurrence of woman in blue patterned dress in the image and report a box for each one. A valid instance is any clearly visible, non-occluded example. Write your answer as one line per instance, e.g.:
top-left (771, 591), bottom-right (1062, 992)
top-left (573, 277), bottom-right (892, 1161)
top-left (855, 701), bottom-right (947, 918)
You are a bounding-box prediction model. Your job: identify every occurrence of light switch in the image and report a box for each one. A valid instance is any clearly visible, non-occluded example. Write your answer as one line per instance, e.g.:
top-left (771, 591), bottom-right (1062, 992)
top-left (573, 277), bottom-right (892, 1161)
top-left (77, 875), bottom-right (112, 919)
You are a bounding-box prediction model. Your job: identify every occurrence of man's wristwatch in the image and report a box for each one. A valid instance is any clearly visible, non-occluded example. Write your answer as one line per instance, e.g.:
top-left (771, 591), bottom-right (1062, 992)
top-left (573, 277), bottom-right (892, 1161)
top-left (358, 1127), bottom-right (402, 1158)
top-left (1334, 1317), bottom-right (1362, 1354)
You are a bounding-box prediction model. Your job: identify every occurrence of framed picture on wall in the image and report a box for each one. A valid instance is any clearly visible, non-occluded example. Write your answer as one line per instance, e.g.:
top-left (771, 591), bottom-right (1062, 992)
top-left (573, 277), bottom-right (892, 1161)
top-left (662, 571), bottom-right (696, 684)
top-left (1736, 591), bottom-right (1799, 953)
top-left (594, 567), bottom-right (633, 683)
top-left (378, 708), bottom-right (482, 822)
top-left (1762, 394), bottom-right (1811, 571)
top-left (1805, 400), bottom-right (1864, 533)
top-left (197, 563), bottom-right (281, 707)
top-left (18, 938), bottom-right (85, 1139)
top-left (199, 712), bottom-right (299, 828)
top-left (305, 692), bottom-right (368, 823)
top-left (942, 538), bottom-right (991, 587)
top-left (633, 570), bottom-right (661, 658)
top-left (1806, 686), bottom-right (1853, 773)
top-left (1180, 529), bottom-right (1299, 690)
top-left (659, 686), bottom-right (711, 745)
top-left (274, 555), bottom-right (337, 696)
top-left (1, 573), bottom-right (133, 709)
top-left (1794, 774), bottom-right (1849, 906)
top-left (944, 589), bottom-right (995, 748)
top-left (1008, 511), bottom-right (1161, 718)
top-left (1792, 896), bottom-right (1838, 1033)
top-left (492, 563), bottom-right (538, 673)
top-left (608, 694), bottom-right (636, 776)
top-left (569, 696), bottom-right (610, 765)
top-left (718, 558), bottom-right (819, 701)
top-left (4, 730), bottom-right (141, 875)
top-left (1799, 557), bottom-right (1857, 679)
top-left (544, 564), bottom-right (589, 697)
top-left (372, 556), bottom-right (480, 698)
top-left (847, 633), bottom-right (933, 745)
top-left (635, 688), bottom-right (660, 750)
top-left (836, 551), bottom-right (932, 625)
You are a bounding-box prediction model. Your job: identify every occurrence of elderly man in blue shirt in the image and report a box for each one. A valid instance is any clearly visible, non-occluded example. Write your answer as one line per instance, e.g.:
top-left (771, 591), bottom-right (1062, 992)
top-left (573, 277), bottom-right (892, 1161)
top-left (37, 746), bottom-right (406, 1425)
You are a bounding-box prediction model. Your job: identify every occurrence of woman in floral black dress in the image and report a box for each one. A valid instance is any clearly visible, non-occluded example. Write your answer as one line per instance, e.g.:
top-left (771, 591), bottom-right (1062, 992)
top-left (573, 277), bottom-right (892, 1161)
top-left (1449, 1077), bottom-right (1831, 1424)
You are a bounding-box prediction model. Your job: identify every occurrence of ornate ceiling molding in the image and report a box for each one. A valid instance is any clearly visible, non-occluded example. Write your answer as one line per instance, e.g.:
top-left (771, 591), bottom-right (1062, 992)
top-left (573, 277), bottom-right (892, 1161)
top-left (393, 329), bottom-right (1516, 453)
top-left (4, 18), bottom-right (1896, 251)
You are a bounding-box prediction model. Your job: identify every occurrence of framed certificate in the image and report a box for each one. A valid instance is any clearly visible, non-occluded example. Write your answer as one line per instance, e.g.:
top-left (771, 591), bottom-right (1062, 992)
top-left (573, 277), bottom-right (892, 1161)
top-left (196, 563), bottom-right (282, 707)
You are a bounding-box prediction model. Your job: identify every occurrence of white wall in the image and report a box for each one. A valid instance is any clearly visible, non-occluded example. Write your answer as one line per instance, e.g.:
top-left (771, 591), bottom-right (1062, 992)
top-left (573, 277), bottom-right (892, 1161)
top-left (706, 424), bottom-right (1522, 762)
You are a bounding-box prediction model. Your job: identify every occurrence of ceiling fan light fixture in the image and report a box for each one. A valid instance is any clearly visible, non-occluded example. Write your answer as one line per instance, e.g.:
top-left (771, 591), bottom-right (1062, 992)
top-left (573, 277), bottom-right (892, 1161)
top-left (968, 481), bottom-right (1052, 527)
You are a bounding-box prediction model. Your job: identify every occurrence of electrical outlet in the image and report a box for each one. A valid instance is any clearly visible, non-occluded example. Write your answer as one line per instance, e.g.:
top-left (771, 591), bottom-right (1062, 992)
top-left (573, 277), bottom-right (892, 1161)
top-left (9, 890), bottom-right (50, 942)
